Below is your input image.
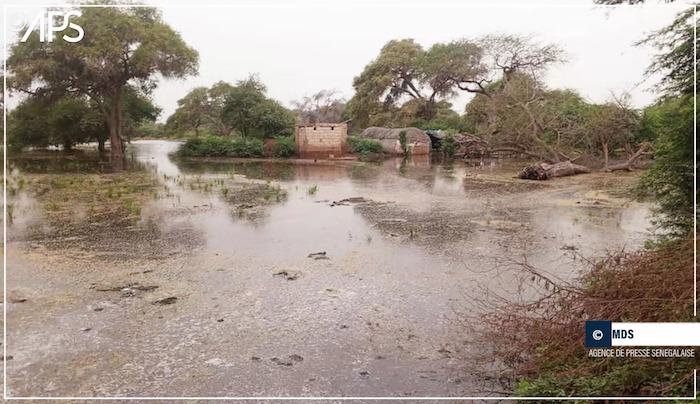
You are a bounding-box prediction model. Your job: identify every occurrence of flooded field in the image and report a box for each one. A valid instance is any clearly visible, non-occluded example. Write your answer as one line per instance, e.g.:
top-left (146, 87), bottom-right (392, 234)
top-left (4, 140), bottom-right (651, 398)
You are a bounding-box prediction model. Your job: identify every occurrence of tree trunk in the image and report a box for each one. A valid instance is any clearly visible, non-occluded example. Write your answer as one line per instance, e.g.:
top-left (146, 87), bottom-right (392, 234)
top-left (519, 142), bottom-right (651, 180)
top-left (519, 161), bottom-right (591, 180)
top-left (602, 141), bottom-right (650, 172)
top-left (98, 139), bottom-right (106, 153)
top-left (63, 140), bottom-right (72, 151)
top-left (107, 92), bottom-right (123, 159)
top-left (602, 142), bottom-right (609, 169)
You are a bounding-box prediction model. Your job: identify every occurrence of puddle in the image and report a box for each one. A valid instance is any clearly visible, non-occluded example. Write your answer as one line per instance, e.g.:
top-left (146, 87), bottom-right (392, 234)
top-left (5, 140), bottom-right (652, 397)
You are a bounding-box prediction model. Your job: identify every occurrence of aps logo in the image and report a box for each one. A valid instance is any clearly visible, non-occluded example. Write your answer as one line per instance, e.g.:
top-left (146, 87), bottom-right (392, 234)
top-left (12, 11), bottom-right (84, 43)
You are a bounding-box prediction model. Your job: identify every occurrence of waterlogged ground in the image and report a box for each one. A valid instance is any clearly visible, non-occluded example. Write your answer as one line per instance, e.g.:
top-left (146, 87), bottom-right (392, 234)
top-left (3, 140), bottom-right (651, 399)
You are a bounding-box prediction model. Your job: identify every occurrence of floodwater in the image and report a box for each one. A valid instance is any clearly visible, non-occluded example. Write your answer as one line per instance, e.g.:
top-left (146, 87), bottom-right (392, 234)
top-left (4, 140), bottom-right (652, 399)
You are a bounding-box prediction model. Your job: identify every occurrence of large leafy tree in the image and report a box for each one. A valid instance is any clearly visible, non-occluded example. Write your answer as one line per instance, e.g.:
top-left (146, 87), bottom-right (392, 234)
top-left (9, 88), bottom-right (159, 151)
top-left (221, 76), bottom-right (294, 138)
top-left (347, 35), bottom-right (563, 129)
top-left (167, 81), bottom-right (235, 137)
top-left (346, 38), bottom-right (486, 127)
top-left (8, 6), bottom-right (198, 159)
top-left (169, 87), bottom-right (209, 137)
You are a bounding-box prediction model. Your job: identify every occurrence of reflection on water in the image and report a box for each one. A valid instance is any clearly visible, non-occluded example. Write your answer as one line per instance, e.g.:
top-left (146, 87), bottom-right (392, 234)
top-left (8, 148), bottom-right (150, 174)
top-left (121, 141), bottom-right (651, 268)
top-left (9, 140), bottom-right (651, 267)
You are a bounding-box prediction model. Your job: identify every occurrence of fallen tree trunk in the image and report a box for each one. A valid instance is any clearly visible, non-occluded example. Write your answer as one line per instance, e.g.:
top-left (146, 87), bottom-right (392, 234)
top-left (519, 141), bottom-right (651, 180)
top-left (518, 161), bottom-right (592, 180)
top-left (601, 141), bottom-right (651, 172)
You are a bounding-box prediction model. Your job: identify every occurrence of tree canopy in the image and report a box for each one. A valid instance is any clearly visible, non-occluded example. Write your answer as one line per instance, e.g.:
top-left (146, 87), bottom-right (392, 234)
top-left (346, 34), bottom-right (564, 129)
top-left (219, 76), bottom-right (294, 139)
top-left (8, 6), bottom-right (199, 159)
top-left (9, 87), bottom-right (160, 151)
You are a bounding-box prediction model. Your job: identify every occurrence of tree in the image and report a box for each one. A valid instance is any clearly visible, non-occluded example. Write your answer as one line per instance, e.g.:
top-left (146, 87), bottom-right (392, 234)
top-left (169, 87), bottom-right (209, 137)
top-left (585, 95), bottom-right (640, 169)
top-left (347, 35), bottom-right (563, 130)
top-left (221, 76), bottom-right (295, 138)
top-left (292, 90), bottom-right (346, 124)
top-left (121, 86), bottom-right (162, 144)
top-left (464, 72), bottom-right (575, 162)
top-left (206, 81), bottom-right (235, 135)
top-left (222, 76), bottom-right (267, 137)
top-left (635, 8), bottom-right (696, 236)
top-left (477, 34), bottom-right (566, 87)
top-left (8, 6), bottom-right (198, 160)
top-left (8, 96), bottom-right (52, 151)
top-left (49, 96), bottom-right (104, 151)
top-left (347, 38), bottom-right (486, 127)
top-left (402, 100), bottom-right (465, 131)
top-left (10, 94), bottom-right (96, 150)
top-left (8, 88), bottom-right (159, 152)
top-left (539, 89), bottom-right (592, 154)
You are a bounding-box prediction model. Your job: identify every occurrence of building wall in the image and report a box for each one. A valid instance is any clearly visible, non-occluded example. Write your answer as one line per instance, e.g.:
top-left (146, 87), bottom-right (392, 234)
top-left (295, 123), bottom-right (348, 158)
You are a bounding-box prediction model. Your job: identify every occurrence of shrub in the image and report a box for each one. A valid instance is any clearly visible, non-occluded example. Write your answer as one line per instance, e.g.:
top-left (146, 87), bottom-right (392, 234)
top-left (467, 236), bottom-right (696, 398)
top-left (348, 136), bottom-right (385, 156)
top-left (271, 135), bottom-right (296, 158)
top-left (398, 130), bottom-right (409, 156)
top-left (441, 134), bottom-right (458, 159)
top-left (177, 136), bottom-right (264, 158)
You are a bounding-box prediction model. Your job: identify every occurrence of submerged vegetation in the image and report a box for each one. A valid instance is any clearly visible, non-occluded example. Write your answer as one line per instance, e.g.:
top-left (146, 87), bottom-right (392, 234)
top-left (5, 167), bottom-right (159, 255)
top-left (347, 136), bottom-right (385, 156)
top-left (178, 136), bottom-right (265, 158)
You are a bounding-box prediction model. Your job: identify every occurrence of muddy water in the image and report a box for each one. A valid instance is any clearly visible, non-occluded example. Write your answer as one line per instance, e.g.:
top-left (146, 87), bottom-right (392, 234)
top-left (5, 140), bottom-right (651, 398)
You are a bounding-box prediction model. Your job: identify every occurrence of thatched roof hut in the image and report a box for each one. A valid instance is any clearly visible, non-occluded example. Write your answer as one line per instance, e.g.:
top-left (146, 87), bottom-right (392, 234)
top-left (359, 127), bottom-right (431, 155)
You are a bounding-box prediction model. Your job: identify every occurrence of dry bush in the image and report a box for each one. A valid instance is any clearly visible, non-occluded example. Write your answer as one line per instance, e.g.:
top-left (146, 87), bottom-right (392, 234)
top-left (459, 235), bottom-right (697, 397)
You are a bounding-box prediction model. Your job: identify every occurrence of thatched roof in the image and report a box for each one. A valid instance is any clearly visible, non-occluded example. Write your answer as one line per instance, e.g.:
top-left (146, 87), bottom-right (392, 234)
top-left (359, 127), bottom-right (429, 143)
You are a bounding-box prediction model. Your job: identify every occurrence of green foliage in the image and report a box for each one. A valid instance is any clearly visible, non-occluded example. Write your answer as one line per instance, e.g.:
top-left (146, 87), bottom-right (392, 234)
top-left (632, 8), bottom-right (697, 238)
top-left (221, 75), bottom-right (295, 139)
top-left (347, 136), bottom-right (385, 156)
top-left (637, 8), bottom-right (697, 98)
top-left (167, 81), bottom-right (235, 137)
top-left (135, 122), bottom-right (166, 139)
top-left (637, 96), bottom-right (694, 237)
top-left (398, 130), bottom-right (409, 156)
top-left (177, 136), bottom-right (264, 158)
top-left (585, 99), bottom-right (639, 166)
top-left (8, 88), bottom-right (160, 150)
top-left (514, 362), bottom-right (690, 399)
top-left (8, 97), bottom-right (52, 151)
top-left (441, 134), bottom-right (459, 159)
top-left (8, 6), bottom-right (199, 156)
top-left (348, 35), bottom-right (562, 131)
top-left (346, 38), bottom-right (485, 128)
top-left (6, 204), bottom-right (14, 225)
top-left (271, 136), bottom-right (297, 158)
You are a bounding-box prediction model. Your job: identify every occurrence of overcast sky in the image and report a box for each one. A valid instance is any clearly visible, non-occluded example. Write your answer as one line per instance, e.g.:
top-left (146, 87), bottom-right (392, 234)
top-left (2, 0), bottom-right (693, 122)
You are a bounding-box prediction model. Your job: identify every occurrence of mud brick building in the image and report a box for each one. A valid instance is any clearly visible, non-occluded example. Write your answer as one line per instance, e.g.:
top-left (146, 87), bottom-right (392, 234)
top-left (295, 122), bottom-right (348, 158)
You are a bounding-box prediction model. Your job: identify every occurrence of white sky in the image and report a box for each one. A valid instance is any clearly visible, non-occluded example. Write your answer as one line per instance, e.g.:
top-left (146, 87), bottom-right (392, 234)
top-left (2, 0), bottom-right (693, 122)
